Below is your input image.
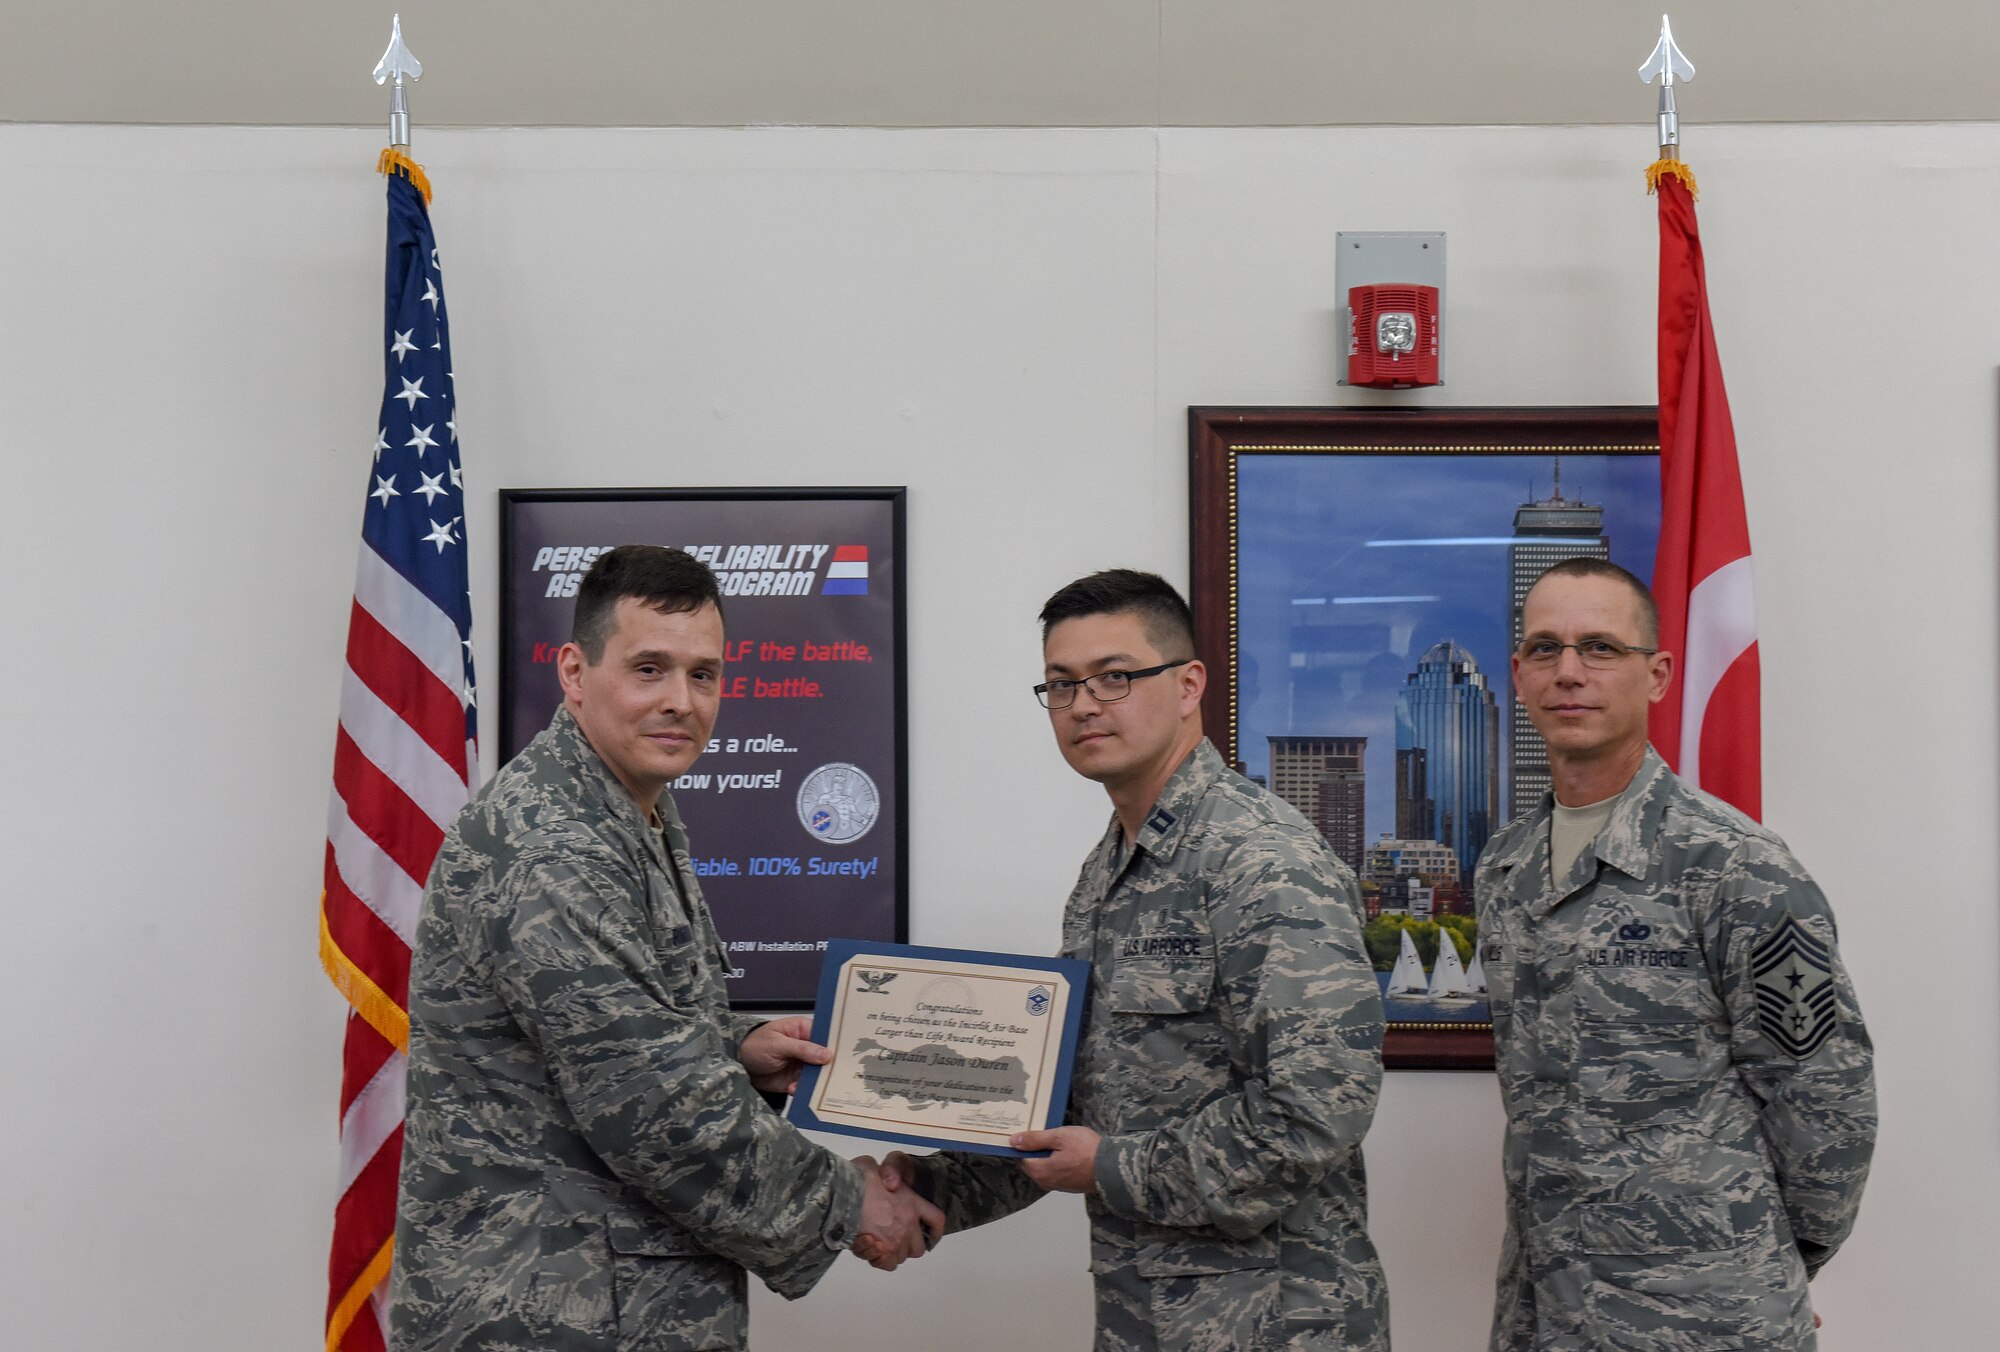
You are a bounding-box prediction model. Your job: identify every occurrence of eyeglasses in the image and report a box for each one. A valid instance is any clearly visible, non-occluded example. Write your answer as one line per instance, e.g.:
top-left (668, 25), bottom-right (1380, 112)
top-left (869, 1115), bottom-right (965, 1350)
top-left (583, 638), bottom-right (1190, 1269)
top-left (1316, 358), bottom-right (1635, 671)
top-left (1515, 637), bottom-right (1658, 668)
top-left (1033, 659), bottom-right (1190, 710)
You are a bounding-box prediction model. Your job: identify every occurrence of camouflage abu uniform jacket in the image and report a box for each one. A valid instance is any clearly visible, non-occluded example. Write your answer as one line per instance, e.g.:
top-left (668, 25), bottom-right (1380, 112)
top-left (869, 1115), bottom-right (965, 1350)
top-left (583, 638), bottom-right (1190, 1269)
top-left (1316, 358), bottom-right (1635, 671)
top-left (391, 707), bottom-right (863, 1352)
top-left (1475, 748), bottom-right (1875, 1352)
top-left (912, 740), bottom-right (1389, 1351)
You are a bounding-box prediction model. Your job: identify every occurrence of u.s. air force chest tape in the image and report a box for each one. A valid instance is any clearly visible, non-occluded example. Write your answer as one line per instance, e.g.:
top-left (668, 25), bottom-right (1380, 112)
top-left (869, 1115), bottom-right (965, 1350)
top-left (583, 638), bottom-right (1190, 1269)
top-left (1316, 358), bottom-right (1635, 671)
top-left (1497, 906), bottom-right (1719, 1026)
top-left (1118, 931), bottom-right (1213, 961)
top-left (789, 939), bottom-right (1091, 1158)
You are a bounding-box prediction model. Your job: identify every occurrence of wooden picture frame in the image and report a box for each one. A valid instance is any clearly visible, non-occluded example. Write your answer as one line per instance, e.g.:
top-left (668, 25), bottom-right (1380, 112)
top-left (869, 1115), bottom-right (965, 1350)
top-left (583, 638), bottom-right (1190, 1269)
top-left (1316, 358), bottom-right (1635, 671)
top-left (1189, 407), bottom-right (1659, 1069)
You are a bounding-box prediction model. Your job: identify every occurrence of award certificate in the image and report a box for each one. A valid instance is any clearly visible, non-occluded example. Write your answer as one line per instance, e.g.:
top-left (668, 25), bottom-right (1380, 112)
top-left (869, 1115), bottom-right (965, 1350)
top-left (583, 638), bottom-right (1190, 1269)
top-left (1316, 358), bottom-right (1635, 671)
top-left (787, 940), bottom-right (1089, 1157)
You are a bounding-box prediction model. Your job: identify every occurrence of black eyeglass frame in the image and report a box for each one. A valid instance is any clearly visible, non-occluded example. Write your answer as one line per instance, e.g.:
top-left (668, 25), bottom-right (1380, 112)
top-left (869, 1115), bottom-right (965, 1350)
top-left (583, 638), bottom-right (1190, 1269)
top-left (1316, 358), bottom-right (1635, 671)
top-left (1032, 658), bottom-right (1192, 710)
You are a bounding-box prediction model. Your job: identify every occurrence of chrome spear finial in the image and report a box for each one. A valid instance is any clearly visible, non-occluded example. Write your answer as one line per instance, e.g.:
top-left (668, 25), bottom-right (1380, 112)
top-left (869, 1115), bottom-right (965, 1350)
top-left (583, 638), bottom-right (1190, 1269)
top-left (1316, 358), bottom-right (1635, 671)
top-left (373, 15), bottom-right (424, 149)
top-left (1638, 15), bottom-right (1695, 156)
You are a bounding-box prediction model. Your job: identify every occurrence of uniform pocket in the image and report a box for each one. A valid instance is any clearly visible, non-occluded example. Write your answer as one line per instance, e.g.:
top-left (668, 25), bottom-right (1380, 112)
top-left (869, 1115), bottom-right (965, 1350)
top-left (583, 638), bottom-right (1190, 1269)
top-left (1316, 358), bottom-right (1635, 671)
top-left (1135, 1230), bottom-right (1279, 1277)
top-left (1108, 957), bottom-right (1216, 1015)
top-left (606, 1218), bottom-right (746, 1351)
top-left (1278, 1217), bottom-right (1387, 1349)
top-left (1574, 1016), bottom-right (1707, 1129)
top-left (1579, 1196), bottom-right (1754, 1351)
top-left (1101, 958), bottom-right (1225, 1134)
top-left (1138, 1240), bottom-right (1280, 1352)
top-left (640, 885), bottom-right (708, 1010)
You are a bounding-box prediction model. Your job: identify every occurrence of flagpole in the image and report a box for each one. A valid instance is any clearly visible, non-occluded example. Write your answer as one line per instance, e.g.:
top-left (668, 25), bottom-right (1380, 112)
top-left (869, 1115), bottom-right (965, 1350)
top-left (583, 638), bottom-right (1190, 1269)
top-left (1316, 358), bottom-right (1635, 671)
top-left (324, 23), bottom-right (473, 1352)
top-left (373, 13), bottom-right (431, 200)
top-left (1639, 14), bottom-right (1697, 192)
top-left (1639, 14), bottom-right (1764, 821)
top-left (375, 13), bottom-right (420, 151)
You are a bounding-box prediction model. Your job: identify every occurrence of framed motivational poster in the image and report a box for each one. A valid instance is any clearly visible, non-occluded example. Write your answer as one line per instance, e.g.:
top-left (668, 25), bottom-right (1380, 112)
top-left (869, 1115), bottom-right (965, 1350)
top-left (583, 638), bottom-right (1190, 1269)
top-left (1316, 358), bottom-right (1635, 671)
top-left (498, 487), bottom-right (908, 1007)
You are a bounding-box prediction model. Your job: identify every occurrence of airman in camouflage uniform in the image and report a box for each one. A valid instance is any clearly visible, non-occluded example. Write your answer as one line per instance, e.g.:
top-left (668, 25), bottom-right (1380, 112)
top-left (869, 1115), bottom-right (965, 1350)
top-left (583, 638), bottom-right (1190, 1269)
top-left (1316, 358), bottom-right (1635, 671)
top-left (393, 547), bottom-right (936, 1351)
top-left (1478, 560), bottom-right (1875, 1351)
top-left (895, 571), bottom-right (1388, 1351)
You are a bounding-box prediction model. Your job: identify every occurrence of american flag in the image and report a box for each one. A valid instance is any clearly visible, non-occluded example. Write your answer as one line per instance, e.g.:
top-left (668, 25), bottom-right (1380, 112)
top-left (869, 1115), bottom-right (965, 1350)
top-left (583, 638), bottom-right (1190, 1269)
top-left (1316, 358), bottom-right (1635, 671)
top-left (319, 151), bottom-right (477, 1352)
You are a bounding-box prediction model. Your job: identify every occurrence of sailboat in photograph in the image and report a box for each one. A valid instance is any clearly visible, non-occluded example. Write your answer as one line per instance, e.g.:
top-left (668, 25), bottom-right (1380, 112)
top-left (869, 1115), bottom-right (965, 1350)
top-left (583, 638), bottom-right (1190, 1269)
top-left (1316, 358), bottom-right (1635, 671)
top-left (1428, 931), bottom-right (1474, 999)
top-left (1387, 928), bottom-right (1429, 996)
top-left (1466, 941), bottom-right (1488, 995)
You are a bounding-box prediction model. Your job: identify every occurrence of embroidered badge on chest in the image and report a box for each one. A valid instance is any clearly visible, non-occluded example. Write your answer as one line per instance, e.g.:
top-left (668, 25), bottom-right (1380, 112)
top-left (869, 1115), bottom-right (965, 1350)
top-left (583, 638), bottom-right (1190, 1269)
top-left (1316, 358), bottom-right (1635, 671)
top-left (1119, 932), bottom-right (1211, 961)
top-left (1750, 916), bottom-right (1838, 1057)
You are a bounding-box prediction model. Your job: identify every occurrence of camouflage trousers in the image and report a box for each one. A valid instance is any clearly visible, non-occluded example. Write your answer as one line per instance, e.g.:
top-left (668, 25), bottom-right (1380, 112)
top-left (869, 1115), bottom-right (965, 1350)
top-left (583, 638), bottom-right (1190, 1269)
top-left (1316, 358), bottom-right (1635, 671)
top-left (1496, 1212), bottom-right (1818, 1351)
top-left (1091, 1263), bottom-right (1384, 1352)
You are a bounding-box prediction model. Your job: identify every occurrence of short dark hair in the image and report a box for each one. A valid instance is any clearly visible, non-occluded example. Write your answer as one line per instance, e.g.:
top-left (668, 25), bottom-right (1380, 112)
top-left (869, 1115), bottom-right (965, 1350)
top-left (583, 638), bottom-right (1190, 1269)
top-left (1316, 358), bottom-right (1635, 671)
top-left (1039, 569), bottom-right (1195, 657)
top-left (572, 546), bottom-right (723, 662)
top-left (1529, 558), bottom-right (1659, 647)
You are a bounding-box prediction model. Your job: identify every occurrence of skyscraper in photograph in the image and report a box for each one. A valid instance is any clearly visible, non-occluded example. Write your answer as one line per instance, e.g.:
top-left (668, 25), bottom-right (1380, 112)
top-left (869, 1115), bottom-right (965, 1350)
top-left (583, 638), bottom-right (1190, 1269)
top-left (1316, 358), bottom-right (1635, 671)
top-left (1507, 460), bottom-right (1610, 819)
top-left (1395, 747), bottom-right (1432, 840)
top-left (1267, 735), bottom-right (1367, 872)
top-left (1395, 641), bottom-right (1500, 883)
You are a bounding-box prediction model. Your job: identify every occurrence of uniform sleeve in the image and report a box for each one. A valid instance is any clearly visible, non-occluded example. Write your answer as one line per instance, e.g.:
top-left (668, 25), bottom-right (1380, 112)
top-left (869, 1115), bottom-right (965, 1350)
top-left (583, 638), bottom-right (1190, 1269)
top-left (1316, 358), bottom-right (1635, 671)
top-left (1705, 834), bottom-right (1876, 1276)
top-left (903, 1149), bottom-right (1048, 1235)
top-left (487, 844), bottom-right (863, 1298)
top-left (719, 1009), bottom-right (769, 1058)
top-left (1092, 839), bottom-right (1386, 1237)
top-left (1473, 836), bottom-right (1538, 1351)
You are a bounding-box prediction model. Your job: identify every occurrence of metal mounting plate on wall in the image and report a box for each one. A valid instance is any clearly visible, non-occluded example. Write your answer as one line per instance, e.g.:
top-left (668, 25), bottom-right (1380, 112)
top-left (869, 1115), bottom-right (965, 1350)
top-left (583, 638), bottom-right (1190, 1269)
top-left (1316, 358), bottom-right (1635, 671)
top-left (1336, 231), bottom-right (1446, 387)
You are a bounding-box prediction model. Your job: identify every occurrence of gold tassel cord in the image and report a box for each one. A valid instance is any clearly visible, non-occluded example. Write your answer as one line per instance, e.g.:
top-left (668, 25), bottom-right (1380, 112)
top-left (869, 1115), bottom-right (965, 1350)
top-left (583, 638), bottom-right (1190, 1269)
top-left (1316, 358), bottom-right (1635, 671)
top-left (325, 1235), bottom-right (396, 1352)
top-left (1645, 158), bottom-right (1699, 198)
top-left (319, 903), bottom-right (412, 1052)
top-left (377, 147), bottom-right (434, 205)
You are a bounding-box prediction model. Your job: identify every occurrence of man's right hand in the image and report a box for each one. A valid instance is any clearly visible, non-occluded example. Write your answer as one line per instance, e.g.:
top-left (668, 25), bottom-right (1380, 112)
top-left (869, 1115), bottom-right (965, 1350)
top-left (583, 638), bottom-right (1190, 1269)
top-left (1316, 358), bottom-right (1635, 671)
top-left (878, 1151), bottom-right (919, 1194)
top-left (851, 1156), bottom-right (944, 1271)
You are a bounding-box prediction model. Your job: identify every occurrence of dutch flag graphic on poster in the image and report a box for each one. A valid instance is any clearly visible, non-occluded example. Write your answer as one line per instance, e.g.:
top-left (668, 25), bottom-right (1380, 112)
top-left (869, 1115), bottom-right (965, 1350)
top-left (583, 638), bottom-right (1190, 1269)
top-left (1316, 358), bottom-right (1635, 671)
top-left (823, 545), bottom-right (869, 595)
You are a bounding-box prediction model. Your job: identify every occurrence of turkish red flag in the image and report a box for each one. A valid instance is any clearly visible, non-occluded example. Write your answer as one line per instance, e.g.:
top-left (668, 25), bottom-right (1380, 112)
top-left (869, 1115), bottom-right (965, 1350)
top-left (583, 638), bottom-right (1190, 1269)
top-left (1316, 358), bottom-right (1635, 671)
top-left (1650, 168), bottom-right (1761, 820)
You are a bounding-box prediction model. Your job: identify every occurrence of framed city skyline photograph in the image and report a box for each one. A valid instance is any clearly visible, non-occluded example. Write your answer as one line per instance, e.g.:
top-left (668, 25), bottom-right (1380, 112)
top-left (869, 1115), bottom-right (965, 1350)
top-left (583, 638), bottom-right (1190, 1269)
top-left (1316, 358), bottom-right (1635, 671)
top-left (1190, 407), bottom-right (1660, 1069)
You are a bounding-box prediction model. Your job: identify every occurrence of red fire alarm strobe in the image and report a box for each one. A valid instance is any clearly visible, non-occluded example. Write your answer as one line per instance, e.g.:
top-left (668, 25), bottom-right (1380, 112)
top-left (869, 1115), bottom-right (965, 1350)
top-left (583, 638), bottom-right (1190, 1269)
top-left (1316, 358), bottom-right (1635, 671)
top-left (1347, 284), bottom-right (1440, 389)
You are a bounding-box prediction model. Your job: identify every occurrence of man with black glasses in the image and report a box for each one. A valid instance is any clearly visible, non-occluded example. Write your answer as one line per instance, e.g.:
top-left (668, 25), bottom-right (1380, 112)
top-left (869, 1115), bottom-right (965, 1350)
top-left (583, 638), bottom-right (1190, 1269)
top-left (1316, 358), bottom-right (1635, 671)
top-left (883, 569), bottom-right (1389, 1351)
top-left (1476, 558), bottom-right (1875, 1351)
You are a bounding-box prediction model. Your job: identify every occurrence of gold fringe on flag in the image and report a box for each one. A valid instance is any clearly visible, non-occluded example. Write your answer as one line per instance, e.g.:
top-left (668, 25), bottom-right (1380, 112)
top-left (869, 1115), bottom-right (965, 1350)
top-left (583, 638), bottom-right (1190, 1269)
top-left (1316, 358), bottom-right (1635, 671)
top-left (377, 147), bottom-right (434, 205)
top-left (319, 901), bottom-right (412, 1052)
top-left (1645, 158), bottom-right (1699, 198)
top-left (325, 1234), bottom-right (396, 1352)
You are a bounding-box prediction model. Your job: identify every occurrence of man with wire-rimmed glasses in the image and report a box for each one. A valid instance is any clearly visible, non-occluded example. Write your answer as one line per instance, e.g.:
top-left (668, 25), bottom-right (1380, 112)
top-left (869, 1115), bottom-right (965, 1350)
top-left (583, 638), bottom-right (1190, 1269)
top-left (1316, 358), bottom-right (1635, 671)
top-left (1475, 557), bottom-right (1875, 1351)
top-left (884, 568), bottom-right (1390, 1351)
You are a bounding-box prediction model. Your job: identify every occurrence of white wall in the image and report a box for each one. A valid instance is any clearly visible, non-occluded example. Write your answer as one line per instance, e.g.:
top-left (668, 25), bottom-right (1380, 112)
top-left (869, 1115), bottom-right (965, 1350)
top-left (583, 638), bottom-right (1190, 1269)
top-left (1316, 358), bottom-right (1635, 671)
top-left (2, 121), bottom-right (1993, 1350)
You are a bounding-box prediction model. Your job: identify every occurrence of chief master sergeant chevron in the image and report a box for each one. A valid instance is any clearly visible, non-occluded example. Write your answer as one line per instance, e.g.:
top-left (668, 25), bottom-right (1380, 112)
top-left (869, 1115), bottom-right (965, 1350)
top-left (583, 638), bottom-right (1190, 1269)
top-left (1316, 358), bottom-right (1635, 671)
top-left (1476, 558), bottom-right (1875, 1351)
top-left (391, 545), bottom-right (940, 1351)
top-left (884, 569), bottom-right (1389, 1350)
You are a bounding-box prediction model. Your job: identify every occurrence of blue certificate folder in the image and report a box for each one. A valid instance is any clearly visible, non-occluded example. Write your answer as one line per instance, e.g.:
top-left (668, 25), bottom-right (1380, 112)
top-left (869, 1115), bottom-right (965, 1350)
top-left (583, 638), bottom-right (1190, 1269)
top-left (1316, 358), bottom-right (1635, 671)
top-left (787, 939), bottom-right (1090, 1158)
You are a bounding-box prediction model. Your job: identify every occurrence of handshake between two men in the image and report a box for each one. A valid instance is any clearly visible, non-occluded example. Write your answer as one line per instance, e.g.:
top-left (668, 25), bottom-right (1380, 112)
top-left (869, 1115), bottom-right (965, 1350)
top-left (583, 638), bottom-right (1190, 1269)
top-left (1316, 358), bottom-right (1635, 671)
top-left (850, 1128), bottom-right (1098, 1270)
top-left (743, 1014), bottom-right (1098, 1273)
top-left (737, 1014), bottom-right (945, 1271)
